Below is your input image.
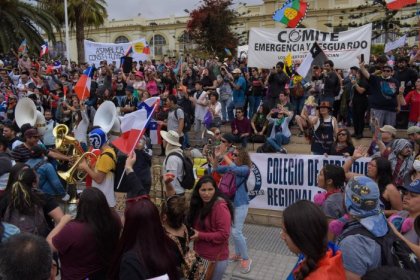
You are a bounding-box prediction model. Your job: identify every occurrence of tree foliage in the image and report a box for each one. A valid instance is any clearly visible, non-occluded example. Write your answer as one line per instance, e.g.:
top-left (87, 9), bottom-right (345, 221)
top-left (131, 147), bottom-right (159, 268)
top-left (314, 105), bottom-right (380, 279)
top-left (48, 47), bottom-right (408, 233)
top-left (40, 0), bottom-right (107, 63)
top-left (187, 0), bottom-right (239, 57)
top-left (334, 0), bottom-right (417, 43)
top-left (0, 0), bottom-right (59, 55)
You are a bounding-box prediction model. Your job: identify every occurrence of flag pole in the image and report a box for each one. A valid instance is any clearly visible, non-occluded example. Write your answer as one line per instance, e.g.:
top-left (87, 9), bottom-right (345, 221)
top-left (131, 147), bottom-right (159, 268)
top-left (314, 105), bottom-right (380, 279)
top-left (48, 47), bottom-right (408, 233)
top-left (64, 0), bottom-right (71, 65)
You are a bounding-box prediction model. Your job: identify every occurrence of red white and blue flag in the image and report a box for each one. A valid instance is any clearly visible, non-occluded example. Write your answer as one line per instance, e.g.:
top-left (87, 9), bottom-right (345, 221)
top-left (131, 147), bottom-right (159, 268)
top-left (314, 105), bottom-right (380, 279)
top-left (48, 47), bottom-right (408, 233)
top-left (149, 121), bottom-right (162, 145)
top-left (74, 67), bottom-right (94, 101)
top-left (40, 42), bottom-right (48, 57)
top-left (113, 97), bottom-right (160, 154)
top-left (385, 0), bottom-right (416, 10)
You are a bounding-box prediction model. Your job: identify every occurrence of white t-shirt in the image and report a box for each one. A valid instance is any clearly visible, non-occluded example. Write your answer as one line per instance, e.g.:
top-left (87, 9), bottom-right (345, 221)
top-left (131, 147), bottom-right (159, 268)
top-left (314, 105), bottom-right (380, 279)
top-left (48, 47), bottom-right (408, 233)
top-left (194, 91), bottom-right (208, 121)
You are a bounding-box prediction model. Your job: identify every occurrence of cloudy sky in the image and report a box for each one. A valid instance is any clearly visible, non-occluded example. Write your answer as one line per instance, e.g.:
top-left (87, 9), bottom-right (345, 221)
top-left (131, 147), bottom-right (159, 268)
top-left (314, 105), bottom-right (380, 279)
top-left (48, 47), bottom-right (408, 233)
top-left (107, 0), bottom-right (263, 20)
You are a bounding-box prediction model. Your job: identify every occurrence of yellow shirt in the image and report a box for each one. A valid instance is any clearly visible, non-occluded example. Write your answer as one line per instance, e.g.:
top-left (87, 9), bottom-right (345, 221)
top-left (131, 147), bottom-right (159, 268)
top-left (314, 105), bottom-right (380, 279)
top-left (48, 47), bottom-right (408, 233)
top-left (95, 147), bottom-right (116, 174)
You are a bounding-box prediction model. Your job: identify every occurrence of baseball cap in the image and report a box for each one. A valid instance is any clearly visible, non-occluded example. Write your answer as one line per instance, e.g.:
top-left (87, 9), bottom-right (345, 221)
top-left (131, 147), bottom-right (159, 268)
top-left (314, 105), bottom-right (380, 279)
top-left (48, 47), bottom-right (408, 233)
top-left (407, 126), bottom-right (420, 135)
top-left (404, 180), bottom-right (420, 194)
top-left (345, 176), bottom-right (388, 237)
top-left (380, 125), bottom-right (397, 136)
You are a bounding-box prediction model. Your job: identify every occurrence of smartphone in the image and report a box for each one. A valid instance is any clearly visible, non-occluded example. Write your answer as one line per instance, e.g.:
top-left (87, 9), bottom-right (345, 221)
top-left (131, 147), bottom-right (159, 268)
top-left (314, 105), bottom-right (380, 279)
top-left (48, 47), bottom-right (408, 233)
top-left (400, 81), bottom-right (405, 88)
top-left (360, 54), bottom-right (365, 63)
top-left (188, 227), bottom-right (195, 237)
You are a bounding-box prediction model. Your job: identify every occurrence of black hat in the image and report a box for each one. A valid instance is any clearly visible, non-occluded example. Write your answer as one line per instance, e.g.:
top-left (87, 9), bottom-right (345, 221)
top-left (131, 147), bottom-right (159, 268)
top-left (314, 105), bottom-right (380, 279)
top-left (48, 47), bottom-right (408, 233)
top-left (222, 133), bottom-right (235, 144)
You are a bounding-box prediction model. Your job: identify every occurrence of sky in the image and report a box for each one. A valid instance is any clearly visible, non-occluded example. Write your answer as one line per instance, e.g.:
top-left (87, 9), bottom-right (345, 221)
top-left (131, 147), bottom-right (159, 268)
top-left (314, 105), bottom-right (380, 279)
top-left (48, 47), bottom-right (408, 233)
top-left (107, 0), bottom-right (263, 20)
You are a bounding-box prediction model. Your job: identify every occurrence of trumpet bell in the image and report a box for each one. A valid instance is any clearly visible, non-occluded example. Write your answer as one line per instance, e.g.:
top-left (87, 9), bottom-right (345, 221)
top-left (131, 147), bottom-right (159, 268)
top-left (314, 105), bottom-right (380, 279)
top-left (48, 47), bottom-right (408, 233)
top-left (93, 101), bottom-right (117, 134)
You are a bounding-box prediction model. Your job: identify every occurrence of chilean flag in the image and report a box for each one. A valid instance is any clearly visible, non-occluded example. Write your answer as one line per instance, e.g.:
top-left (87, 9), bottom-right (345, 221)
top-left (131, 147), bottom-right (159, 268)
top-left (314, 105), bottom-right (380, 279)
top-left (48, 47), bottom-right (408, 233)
top-left (74, 67), bottom-right (94, 101)
top-left (40, 42), bottom-right (48, 57)
top-left (149, 121), bottom-right (162, 145)
top-left (113, 97), bottom-right (160, 154)
top-left (385, 0), bottom-right (416, 10)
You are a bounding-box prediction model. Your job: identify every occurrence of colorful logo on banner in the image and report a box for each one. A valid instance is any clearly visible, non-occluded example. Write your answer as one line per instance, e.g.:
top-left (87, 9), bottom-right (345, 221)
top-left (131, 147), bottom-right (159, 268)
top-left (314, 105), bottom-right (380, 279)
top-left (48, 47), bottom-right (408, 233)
top-left (133, 41), bottom-right (151, 55)
top-left (273, 0), bottom-right (308, 28)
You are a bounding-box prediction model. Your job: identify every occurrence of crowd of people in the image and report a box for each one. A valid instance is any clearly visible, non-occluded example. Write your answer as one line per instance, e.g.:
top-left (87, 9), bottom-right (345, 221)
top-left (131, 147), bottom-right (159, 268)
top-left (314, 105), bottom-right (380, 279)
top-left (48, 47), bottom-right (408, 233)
top-left (0, 42), bottom-right (418, 280)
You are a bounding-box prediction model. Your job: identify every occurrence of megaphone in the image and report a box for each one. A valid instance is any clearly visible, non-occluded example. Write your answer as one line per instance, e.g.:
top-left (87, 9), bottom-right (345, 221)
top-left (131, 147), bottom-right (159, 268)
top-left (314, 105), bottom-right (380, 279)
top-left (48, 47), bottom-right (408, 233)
top-left (15, 97), bottom-right (47, 136)
top-left (93, 101), bottom-right (117, 134)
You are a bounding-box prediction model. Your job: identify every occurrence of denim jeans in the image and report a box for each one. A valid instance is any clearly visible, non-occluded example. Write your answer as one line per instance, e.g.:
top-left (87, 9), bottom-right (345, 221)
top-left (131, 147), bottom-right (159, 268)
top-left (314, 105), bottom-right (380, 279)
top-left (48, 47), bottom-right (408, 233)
top-left (232, 204), bottom-right (249, 260)
top-left (248, 96), bottom-right (262, 119)
top-left (211, 260), bottom-right (228, 280)
top-left (220, 97), bottom-right (232, 121)
top-left (266, 132), bottom-right (290, 152)
top-left (183, 132), bottom-right (190, 148)
top-left (116, 96), bottom-right (125, 107)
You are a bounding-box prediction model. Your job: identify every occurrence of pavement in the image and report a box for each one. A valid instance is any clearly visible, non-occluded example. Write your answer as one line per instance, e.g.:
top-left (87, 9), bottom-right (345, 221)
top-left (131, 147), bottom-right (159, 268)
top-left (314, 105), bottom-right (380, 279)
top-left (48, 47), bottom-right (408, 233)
top-left (224, 223), bottom-right (297, 280)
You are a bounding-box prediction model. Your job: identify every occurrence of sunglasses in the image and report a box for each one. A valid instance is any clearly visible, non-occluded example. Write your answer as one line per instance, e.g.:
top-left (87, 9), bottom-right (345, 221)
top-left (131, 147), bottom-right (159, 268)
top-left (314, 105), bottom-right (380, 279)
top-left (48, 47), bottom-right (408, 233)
top-left (232, 153), bottom-right (239, 157)
top-left (215, 132), bottom-right (221, 135)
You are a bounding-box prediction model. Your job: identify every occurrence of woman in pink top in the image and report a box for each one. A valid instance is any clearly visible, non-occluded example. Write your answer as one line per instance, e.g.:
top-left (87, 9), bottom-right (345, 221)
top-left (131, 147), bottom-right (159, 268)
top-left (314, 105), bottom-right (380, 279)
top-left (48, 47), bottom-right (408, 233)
top-left (146, 72), bottom-right (160, 96)
top-left (187, 175), bottom-right (234, 280)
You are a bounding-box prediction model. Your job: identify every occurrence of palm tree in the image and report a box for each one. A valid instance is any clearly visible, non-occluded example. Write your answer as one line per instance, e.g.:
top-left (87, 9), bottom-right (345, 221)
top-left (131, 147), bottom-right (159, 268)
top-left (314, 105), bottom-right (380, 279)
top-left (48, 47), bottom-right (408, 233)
top-left (0, 0), bottom-right (59, 55)
top-left (41, 0), bottom-right (107, 63)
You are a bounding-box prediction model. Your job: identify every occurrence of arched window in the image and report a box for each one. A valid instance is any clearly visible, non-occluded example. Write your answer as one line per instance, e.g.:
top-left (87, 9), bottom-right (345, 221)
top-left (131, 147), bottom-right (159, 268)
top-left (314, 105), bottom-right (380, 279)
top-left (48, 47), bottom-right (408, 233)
top-left (150, 34), bottom-right (166, 56)
top-left (53, 41), bottom-right (66, 57)
top-left (115, 36), bottom-right (129, 44)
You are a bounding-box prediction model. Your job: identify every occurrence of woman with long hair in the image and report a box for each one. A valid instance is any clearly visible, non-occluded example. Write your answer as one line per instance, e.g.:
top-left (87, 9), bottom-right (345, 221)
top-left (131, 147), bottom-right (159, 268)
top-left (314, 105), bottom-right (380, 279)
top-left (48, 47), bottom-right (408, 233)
top-left (344, 148), bottom-right (402, 216)
top-left (161, 194), bottom-right (189, 278)
top-left (209, 147), bottom-right (252, 274)
top-left (187, 175), bottom-right (234, 280)
top-left (110, 198), bottom-right (179, 279)
top-left (47, 188), bottom-right (121, 280)
top-left (282, 200), bottom-right (345, 280)
top-left (0, 168), bottom-right (63, 236)
top-left (328, 128), bottom-right (355, 156)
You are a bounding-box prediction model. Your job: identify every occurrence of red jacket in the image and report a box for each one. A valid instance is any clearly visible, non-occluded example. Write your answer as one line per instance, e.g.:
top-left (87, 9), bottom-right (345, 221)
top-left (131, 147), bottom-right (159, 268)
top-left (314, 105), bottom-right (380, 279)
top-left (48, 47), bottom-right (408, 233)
top-left (193, 199), bottom-right (231, 261)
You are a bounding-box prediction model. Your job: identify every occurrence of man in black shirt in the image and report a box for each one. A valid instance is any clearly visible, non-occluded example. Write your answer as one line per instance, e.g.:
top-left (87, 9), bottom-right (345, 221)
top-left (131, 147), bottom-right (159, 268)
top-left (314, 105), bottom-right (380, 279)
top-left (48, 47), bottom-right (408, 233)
top-left (266, 62), bottom-right (289, 110)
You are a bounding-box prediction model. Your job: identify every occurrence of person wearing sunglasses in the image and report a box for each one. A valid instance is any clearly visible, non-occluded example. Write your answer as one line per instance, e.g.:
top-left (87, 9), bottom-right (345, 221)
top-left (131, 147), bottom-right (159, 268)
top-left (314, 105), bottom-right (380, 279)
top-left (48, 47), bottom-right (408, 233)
top-left (329, 128), bottom-right (355, 157)
top-left (359, 60), bottom-right (402, 128)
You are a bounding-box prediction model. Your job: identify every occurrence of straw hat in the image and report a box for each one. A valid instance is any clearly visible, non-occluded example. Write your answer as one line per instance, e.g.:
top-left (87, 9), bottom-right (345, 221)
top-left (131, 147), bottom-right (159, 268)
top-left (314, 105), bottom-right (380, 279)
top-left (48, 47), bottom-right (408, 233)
top-left (160, 130), bottom-right (181, 147)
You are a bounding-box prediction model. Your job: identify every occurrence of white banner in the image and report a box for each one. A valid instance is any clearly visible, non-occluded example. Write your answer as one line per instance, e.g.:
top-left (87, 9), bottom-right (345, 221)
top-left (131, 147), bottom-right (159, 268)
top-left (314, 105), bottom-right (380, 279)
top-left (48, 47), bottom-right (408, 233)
top-left (248, 24), bottom-right (372, 70)
top-left (384, 34), bottom-right (407, 53)
top-left (247, 153), bottom-right (371, 211)
top-left (84, 39), bottom-right (150, 67)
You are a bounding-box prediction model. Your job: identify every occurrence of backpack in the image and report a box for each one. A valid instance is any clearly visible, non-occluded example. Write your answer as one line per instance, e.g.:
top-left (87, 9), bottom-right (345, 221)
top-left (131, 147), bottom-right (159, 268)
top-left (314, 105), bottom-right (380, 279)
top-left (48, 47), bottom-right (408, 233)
top-left (256, 142), bottom-right (276, 153)
top-left (218, 171), bottom-right (249, 199)
top-left (339, 223), bottom-right (420, 272)
top-left (174, 107), bottom-right (192, 133)
top-left (3, 205), bottom-right (50, 237)
top-left (164, 152), bottom-right (195, 190)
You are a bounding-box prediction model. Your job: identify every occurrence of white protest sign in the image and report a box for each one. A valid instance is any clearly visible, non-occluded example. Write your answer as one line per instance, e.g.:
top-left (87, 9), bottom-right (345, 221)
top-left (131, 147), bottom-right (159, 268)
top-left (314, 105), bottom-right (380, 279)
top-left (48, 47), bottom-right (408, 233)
top-left (248, 24), bottom-right (372, 69)
top-left (247, 153), bottom-right (371, 211)
top-left (84, 39), bottom-right (150, 66)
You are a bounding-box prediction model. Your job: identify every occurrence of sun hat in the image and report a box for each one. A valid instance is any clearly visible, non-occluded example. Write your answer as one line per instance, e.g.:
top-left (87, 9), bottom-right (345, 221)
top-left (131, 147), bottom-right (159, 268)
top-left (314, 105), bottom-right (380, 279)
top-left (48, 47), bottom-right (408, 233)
top-left (380, 125), bottom-right (397, 136)
top-left (232, 68), bottom-right (242, 74)
top-left (345, 176), bottom-right (388, 237)
top-left (160, 130), bottom-right (181, 147)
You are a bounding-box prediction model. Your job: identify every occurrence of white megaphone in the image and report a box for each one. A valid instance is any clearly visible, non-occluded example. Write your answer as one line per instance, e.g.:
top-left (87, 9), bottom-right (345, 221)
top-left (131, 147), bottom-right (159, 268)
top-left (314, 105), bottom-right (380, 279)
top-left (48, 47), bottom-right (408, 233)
top-left (93, 101), bottom-right (117, 134)
top-left (15, 97), bottom-right (47, 136)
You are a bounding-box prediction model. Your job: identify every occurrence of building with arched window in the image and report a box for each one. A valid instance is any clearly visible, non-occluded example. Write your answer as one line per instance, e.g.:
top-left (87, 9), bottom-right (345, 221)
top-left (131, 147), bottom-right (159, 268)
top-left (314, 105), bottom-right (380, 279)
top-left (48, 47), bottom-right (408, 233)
top-left (57, 0), bottom-right (418, 62)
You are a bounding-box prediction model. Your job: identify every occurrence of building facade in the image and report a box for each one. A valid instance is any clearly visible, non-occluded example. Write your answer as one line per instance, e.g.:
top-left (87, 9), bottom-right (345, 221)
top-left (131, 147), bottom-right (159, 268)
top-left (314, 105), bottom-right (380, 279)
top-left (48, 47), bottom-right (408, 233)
top-left (52, 0), bottom-right (419, 61)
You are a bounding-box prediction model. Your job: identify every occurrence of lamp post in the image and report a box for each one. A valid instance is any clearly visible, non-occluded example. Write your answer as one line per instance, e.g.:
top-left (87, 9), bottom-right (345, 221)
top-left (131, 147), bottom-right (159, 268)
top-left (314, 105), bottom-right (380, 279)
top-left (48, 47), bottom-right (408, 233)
top-left (64, 0), bottom-right (70, 65)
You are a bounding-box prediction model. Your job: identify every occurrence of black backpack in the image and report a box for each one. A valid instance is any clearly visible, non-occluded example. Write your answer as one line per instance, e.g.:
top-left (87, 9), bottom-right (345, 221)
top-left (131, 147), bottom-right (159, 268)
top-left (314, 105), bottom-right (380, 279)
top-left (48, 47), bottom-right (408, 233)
top-left (256, 142), bottom-right (276, 153)
top-left (339, 223), bottom-right (420, 272)
top-left (164, 152), bottom-right (195, 190)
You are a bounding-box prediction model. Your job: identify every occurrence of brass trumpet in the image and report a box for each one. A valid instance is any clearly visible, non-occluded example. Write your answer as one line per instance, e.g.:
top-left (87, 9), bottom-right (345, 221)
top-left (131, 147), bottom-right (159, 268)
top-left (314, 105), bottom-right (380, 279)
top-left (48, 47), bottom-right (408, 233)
top-left (58, 152), bottom-right (97, 184)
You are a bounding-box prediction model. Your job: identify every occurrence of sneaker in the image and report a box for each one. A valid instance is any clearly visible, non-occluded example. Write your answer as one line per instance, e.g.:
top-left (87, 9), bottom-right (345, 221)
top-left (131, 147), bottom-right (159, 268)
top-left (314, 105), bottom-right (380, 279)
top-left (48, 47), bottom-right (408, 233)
top-left (62, 194), bottom-right (70, 202)
top-left (279, 147), bottom-right (287, 154)
top-left (240, 259), bottom-right (252, 274)
top-left (229, 254), bottom-right (242, 263)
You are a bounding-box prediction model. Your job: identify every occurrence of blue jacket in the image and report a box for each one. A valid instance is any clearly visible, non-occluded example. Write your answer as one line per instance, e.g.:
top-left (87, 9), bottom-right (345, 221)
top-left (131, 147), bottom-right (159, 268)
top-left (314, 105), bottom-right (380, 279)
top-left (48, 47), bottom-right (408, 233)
top-left (214, 163), bottom-right (250, 207)
top-left (232, 76), bottom-right (247, 105)
top-left (26, 158), bottom-right (65, 196)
